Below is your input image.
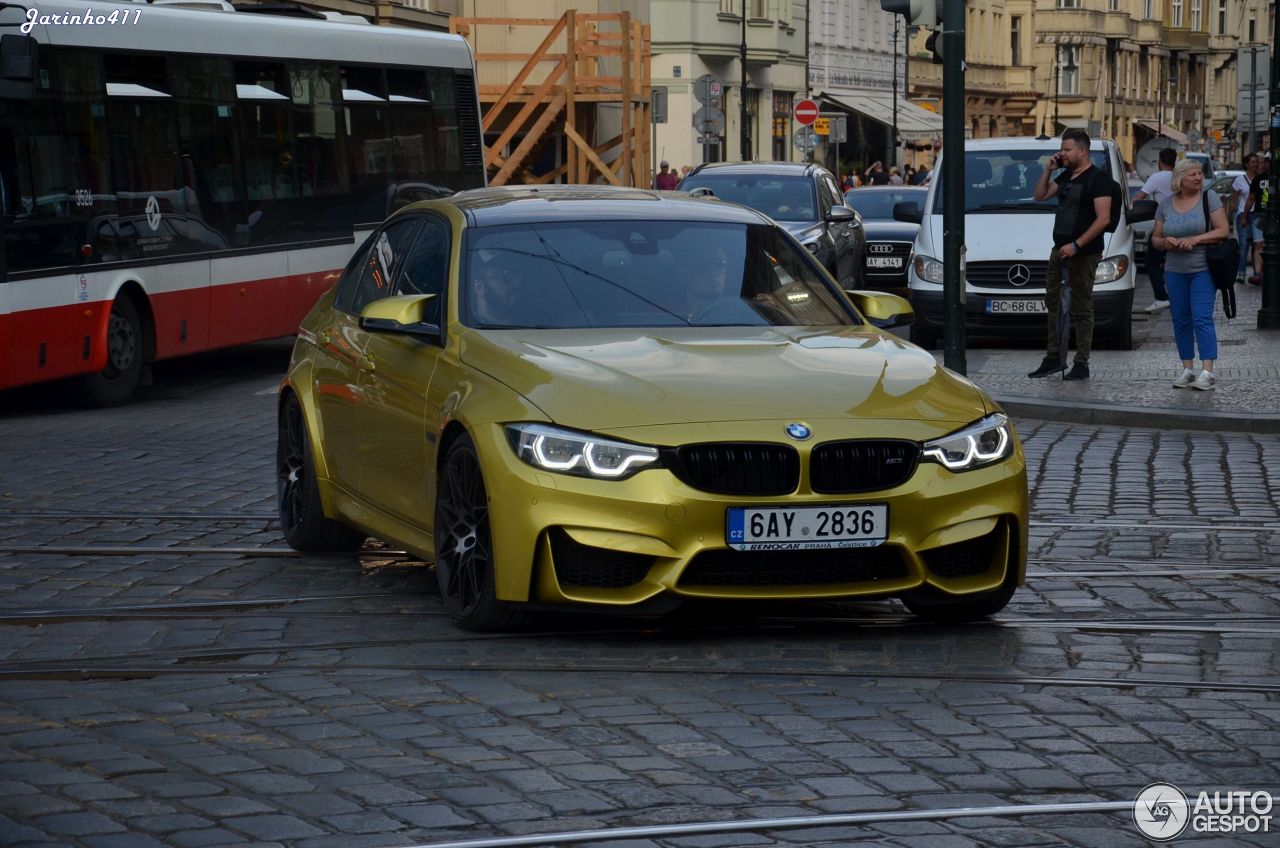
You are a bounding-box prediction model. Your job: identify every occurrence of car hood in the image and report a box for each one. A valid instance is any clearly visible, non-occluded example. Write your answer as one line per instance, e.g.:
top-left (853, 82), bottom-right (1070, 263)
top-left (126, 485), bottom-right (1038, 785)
top-left (925, 211), bottom-right (1126, 260)
top-left (778, 220), bottom-right (824, 242)
top-left (458, 326), bottom-right (988, 431)
top-left (863, 221), bottom-right (919, 242)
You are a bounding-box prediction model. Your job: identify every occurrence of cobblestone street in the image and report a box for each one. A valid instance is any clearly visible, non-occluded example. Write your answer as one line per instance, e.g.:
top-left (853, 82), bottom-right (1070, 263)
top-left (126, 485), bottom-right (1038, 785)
top-left (1, 342), bottom-right (1278, 847)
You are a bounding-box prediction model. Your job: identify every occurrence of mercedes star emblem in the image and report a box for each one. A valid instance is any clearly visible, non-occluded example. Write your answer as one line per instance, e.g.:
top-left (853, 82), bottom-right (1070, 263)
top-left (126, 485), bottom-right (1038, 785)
top-left (1007, 263), bottom-right (1031, 287)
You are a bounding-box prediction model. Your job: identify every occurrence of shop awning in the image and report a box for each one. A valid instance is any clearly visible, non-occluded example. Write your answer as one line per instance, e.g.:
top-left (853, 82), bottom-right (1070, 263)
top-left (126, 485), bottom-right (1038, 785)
top-left (1134, 119), bottom-right (1189, 147)
top-left (819, 92), bottom-right (943, 139)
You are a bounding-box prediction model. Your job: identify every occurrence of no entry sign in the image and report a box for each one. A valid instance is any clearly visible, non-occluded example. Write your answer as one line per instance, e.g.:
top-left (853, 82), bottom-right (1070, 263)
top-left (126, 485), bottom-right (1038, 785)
top-left (794, 99), bottom-right (819, 125)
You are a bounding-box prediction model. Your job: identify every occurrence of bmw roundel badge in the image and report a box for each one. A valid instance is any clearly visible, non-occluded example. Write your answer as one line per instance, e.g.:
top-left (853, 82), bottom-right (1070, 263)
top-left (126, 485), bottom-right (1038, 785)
top-left (785, 423), bottom-right (811, 441)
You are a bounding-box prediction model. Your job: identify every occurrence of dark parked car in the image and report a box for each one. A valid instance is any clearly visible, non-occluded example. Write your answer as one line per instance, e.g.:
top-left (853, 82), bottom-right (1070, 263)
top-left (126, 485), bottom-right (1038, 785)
top-left (678, 162), bottom-right (866, 288)
top-left (844, 185), bottom-right (927, 293)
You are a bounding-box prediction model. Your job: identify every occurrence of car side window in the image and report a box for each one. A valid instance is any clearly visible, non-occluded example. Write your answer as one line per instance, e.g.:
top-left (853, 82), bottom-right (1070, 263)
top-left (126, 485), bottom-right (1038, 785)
top-left (817, 176), bottom-right (837, 217)
top-left (821, 176), bottom-right (842, 213)
top-left (336, 219), bottom-right (422, 315)
top-left (392, 216), bottom-right (450, 325)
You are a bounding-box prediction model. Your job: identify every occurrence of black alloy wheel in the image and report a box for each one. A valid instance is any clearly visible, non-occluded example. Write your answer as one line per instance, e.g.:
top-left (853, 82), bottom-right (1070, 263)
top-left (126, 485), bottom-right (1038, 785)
top-left (434, 434), bottom-right (522, 630)
top-left (276, 394), bottom-right (365, 552)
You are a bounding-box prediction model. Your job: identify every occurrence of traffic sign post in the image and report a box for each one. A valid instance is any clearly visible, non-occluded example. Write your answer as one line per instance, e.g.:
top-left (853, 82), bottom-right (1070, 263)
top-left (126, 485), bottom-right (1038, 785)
top-left (793, 126), bottom-right (818, 152)
top-left (695, 74), bottom-right (724, 163)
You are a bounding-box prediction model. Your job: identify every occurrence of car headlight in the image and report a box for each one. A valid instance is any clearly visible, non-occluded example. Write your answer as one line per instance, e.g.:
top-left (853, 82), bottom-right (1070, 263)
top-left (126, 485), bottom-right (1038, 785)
top-left (1094, 255), bottom-right (1130, 283)
top-left (913, 254), bottom-right (945, 284)
top-left (506, 423), bottom-right (660, 480)
top-left (922, 413), bottom-right (1014, 472)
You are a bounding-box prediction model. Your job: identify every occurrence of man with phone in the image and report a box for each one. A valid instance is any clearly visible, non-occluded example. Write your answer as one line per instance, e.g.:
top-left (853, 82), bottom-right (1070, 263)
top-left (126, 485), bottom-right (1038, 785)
top-left (1027, 129), bottom-right (1114, 381)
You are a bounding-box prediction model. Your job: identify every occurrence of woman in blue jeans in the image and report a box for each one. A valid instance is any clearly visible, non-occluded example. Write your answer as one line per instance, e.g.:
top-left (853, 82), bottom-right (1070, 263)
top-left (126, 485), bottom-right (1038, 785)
top-left (1151, 159), bottom-right (1231, 391)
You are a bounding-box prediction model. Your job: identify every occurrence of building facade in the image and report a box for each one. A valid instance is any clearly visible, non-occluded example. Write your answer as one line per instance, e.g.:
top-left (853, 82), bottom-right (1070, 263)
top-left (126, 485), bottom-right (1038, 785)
top-left (808, 0), bottom-right (943, 175)
top-left (649, 0), bottom-right (808, 169)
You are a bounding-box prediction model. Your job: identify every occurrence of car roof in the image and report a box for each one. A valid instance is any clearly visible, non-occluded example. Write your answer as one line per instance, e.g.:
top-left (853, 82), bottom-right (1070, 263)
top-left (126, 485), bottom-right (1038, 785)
top-left (684, 161), bottom-right (825, 177)
top-left (437, 185), bottom-right (773, 228)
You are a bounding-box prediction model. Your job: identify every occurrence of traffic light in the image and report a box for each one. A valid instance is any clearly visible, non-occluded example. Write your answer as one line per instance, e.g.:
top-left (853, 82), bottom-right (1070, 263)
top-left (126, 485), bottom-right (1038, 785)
top-left (879, 0), bottom-right (939, 28)
top-left (925, 30), bottom-right (943, 63)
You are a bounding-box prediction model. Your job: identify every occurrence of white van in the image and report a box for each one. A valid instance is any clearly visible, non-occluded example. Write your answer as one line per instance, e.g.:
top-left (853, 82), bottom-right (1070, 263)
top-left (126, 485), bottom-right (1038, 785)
top-left (901, 137), bottom-right (1151, 350)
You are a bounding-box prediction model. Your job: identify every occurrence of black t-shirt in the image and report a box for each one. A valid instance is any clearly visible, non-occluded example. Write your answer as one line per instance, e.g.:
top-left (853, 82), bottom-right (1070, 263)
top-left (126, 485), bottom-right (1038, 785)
top-left (1249, 172), bottom-right (1271, 215)
top-left (868, 171), bottom-right (891, 186)
top-left (1052, 164), bottom-right (1112, 253)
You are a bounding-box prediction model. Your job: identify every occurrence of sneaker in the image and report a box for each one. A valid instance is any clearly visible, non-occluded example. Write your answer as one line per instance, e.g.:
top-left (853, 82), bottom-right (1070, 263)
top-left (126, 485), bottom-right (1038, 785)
top-left (1027, 357), bottom-right (1064, 378)
top-left (1248, 275), bottom-right (1262, 286)
top-left (1191, 370), bottom-right (1217, 391)
top-left (1063, 363), bottom-right (1090, 381)
top-left (1144, 299), bottom-right (1170, 313)
top-left (1172, 368), bottom-right (1197, 388)
top-left (1237, 274), bottom-right (1247, 285)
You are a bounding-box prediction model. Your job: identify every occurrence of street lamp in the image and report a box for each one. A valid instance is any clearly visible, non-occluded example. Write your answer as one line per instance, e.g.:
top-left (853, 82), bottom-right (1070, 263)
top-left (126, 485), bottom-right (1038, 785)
top-left (891, 16), bottom-right (899, 169)
top-left (740, 0), bottom-right (750, 161)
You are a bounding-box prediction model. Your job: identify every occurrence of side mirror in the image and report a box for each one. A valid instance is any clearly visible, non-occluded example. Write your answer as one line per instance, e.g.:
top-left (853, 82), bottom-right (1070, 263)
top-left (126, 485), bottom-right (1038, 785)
top-left (827, 205), bottom-right (857, 223)
top-left (844, 290), bottom-right (914, 330)
top-left (1129, 199), bottom-right (1156, 224)
top-left (892, 201), bottom-right (923, 225)
top-left (359, 293), bottom-right (441, 341)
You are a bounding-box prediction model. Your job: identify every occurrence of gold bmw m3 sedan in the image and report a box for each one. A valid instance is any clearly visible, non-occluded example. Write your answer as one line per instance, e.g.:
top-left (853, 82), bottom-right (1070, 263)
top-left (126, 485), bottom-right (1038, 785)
top-left (277, 186), bottom-right (1028, 630)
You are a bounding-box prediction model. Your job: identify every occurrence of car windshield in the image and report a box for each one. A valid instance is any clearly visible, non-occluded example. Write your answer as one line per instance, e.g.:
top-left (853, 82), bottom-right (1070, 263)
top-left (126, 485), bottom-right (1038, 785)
top-left (845, 189), bottom-right (926, 220)
top-left (677, 174), bottom-right (818, 222)
top-left (931, 149), bottom-right (1110, 213)
top-left (462, 220), bottom-right (856, 330)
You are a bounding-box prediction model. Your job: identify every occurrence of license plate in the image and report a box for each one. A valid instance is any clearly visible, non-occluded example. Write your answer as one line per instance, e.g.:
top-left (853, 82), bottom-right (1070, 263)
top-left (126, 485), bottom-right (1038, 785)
top-left (867, 256), bottom-right (903, 269)
top-left (986, 298), bottom-right (1047, 315)
top-left (727, 505), bottom-right (888, 551)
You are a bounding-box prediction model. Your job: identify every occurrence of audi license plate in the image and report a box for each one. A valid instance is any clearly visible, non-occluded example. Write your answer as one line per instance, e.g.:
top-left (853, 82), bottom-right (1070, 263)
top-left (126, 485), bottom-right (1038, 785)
top-left (727, 505), bottom-right (888, 551)
top-left (986, 298), bottom-right (1047, 315)
top-left (867, 256), bottom-right (903, 269)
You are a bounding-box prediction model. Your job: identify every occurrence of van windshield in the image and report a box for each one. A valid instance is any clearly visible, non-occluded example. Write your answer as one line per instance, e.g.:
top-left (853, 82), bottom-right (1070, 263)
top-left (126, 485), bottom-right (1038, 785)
top-left (932, 150), bottom-right (1110, 213)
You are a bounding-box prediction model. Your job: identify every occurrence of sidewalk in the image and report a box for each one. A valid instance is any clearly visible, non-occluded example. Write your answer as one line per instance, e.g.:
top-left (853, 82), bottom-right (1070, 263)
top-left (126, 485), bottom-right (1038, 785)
top-left (939, 280), bottom-right (1280, 433)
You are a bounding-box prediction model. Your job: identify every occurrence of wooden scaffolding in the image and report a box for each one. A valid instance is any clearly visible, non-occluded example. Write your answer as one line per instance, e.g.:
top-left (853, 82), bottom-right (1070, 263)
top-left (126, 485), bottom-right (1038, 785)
top-left (450, 11), bottom-right (652, 187)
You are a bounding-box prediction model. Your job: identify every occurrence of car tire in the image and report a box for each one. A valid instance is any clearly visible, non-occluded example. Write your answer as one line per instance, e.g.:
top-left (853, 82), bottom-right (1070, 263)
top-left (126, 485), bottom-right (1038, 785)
top-left (909, 320), bottom-right (938, 349)
top-left (276, 394), bottom-right (366, 553)
top-left (899, 580), bottom-right (1016, 623)
top-left (82, 297), bottom-right (144, 407)
top-left (434, 434), bottom-right (525, 631)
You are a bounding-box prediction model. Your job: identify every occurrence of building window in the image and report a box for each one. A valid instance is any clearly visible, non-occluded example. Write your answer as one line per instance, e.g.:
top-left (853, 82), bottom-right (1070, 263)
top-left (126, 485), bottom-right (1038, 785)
top-left (1010, 16), bottom-right (1021, 65)
top-left (751, 0), bottom-right (768, 18)
top-left (720, 0), bottom-right (736, 14)
top-left (1171, 0), bottom-right (1183, 27)
top-left (778, 0), bottom-right (790, 25)
top-left (1249, 18), bottom-right (1256, 42)
top-left (1109, 0), bottom-right (1119, 9)
top-left (1217, 0), bottom-right (1226, 33)
top-left (1057, 0), bottom-right (1079, 7)
top-left (1190, 0), bottom-right (1201, 30)
top-left (1143, 0), bottom-right (1153, 19)
top-left (1057, 46), bottom-right (1079, 96)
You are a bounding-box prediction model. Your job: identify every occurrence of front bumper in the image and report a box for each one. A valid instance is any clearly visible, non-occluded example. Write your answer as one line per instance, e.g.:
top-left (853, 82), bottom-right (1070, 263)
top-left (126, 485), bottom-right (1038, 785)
top-left (908, 288), bottom-right (1134, 336)
top-left (473, 420), bottom-right (1028, 610)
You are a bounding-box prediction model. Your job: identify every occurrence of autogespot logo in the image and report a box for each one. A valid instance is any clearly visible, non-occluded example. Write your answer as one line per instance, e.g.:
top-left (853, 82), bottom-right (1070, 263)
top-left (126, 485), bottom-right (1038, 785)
top-left (1134, 783), bottom-right (1190, 841)
top-left (1134, 784), bottom-right (1276, 839)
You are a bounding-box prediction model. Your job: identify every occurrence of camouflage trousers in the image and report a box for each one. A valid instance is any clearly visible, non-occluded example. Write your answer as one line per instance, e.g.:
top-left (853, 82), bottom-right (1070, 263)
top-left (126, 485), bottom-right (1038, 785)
top-left (1044, 248), bottom-right (1102, 366)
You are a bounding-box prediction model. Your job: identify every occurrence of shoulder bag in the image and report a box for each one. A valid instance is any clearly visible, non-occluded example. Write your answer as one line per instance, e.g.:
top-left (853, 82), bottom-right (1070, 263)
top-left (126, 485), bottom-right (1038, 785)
top-left (1202, 192), bottom-right (1240, 318)
top-left (1202, 192), bottom-right (1239, 292)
